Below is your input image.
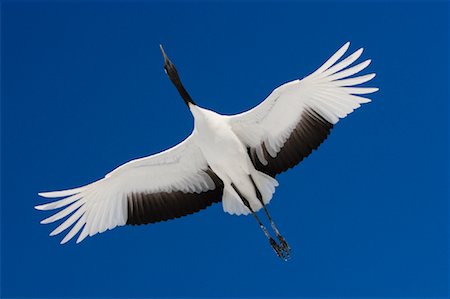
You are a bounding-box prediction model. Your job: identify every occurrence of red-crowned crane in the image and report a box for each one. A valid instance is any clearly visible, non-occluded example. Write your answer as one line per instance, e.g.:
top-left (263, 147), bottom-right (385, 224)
top-left (36, 42), bottom-right (377, 260)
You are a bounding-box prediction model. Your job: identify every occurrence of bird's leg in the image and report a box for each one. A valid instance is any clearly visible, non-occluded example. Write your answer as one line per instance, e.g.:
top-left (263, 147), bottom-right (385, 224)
top-left (262, 205), bottom-right (290, 254)
top-left (231, 183), bottom-right (289, 261)
top-left (249, 175), bottom-right (291, 254)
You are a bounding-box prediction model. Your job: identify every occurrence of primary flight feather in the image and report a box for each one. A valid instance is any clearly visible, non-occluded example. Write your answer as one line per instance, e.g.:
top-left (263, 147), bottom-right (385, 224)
top-left (37, 42), bottom-right (378, 260)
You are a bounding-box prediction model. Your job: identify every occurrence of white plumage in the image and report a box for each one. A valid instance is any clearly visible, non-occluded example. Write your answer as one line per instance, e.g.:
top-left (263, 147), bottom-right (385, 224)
top-left (37, 42), bottom-right (377, 259)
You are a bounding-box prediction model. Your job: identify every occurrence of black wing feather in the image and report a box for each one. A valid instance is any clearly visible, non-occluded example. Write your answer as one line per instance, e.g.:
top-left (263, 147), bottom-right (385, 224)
top-left (126, 169), bottom-right (223, 225)
top-left (250, 108), bottom-right (333, 177)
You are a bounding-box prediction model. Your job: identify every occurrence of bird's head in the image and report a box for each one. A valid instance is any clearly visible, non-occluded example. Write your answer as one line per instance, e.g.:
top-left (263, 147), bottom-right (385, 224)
top-left (160, 45), bottom-right (179, 82)
top-left (160, 45), bottom-right (195, 107)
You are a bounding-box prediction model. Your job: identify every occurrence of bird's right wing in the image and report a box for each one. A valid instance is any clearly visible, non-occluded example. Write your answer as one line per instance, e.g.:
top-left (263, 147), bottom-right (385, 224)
top-left (36, 133), bottom-right (223, 244)
top-left (228, 42), bottom-right (378, 177)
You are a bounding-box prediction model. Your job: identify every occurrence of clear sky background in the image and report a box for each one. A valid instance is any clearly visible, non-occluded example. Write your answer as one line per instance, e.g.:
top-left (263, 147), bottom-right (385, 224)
top-left (1, 1), bottom-right (448, 298)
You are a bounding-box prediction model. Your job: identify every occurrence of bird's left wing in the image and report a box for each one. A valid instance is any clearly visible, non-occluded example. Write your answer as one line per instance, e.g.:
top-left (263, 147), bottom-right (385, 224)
top-left (228, 42), bottom-right (378, 177)
top-left (36, 133), bottom-right (223, 244)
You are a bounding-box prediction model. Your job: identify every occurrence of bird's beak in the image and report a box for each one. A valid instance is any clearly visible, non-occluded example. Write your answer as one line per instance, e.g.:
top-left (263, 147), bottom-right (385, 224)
top-left (160, 44), bottom-right (171, 67)
top-left (158, 44), bottom-right (195, 106)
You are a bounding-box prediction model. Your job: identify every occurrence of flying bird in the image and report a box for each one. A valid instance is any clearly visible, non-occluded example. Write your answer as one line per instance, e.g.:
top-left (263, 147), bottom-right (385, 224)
top-left (36, 42), bottom-right (377, 260)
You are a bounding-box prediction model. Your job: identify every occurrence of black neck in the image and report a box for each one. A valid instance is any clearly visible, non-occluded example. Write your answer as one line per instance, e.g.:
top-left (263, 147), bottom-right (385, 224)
top-left (170, 74), bottom-right (196, 107)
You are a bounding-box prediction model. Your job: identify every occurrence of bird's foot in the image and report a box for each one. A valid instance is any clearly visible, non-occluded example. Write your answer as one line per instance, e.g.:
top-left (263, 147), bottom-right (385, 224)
top-left (276, 234), bottom-right (291, 254)
top-left (269, 237), bottom-right (290, 261)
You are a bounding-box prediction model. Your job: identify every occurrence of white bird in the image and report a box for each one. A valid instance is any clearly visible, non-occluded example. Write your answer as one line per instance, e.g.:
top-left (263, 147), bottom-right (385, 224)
top-left (36, 42), bottom-right (377, 260)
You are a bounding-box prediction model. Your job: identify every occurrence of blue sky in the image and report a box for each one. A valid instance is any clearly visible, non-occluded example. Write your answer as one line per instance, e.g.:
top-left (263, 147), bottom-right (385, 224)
top-left (1, 1), bottom-right (448, 298)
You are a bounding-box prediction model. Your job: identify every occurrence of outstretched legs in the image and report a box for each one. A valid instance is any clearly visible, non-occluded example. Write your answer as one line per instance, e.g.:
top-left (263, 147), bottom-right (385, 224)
top-left (249, 175), bottom-right (291, 254)
top-left (231, 183), bottom-right (289, 261)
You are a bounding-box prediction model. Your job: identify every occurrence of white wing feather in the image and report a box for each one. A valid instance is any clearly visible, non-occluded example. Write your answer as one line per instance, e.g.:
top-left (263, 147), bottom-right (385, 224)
top-left (229, 42), bottom-right (378, 165)
top-left (36, 133), bottom-right (214, 244)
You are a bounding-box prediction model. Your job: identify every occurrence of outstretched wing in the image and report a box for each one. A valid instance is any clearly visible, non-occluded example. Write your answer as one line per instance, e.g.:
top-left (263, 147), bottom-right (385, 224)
top-left (229, 42), bottom-right (378, 177)
top-left (36, 133), bottom-right (223, 244)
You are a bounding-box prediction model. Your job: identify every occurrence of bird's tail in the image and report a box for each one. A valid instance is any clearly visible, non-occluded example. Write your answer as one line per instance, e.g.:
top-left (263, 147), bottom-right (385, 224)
top-left (252, 171), bottom-right (279, 205)
top-left (222, 172), bottom-right (278, 216)
top-left (222, 184), bottom-right (250, 216)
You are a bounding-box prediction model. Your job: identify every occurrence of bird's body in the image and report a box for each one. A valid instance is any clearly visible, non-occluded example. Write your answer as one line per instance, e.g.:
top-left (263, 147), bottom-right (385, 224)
top-left (36, 42), bottom-right (378, 259)
top-left (191, 105), bottom-right (277, 214)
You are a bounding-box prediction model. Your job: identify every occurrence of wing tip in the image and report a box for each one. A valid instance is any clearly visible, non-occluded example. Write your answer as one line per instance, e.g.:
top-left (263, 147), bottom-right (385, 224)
top-left (60, 237), bottom-right (71, 245)
top-left (38, 186), bottom-right (86, 198)
top-left (35, 204), bottom-right (46, 211)
top-left (339, 41), bottom-right (351, 56)
top-left (40, 218), bottom-right (51, 224)
top-left (76, 234), bottom-right (87, 244)
top-left (52, 230), bottom-right (75, 244)
top-left (356, 47), bottom-right (364, 56)
top-left (367, 87), bottom-right (379, 94)
top-left (38, 191), bottom-right (51, 198)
